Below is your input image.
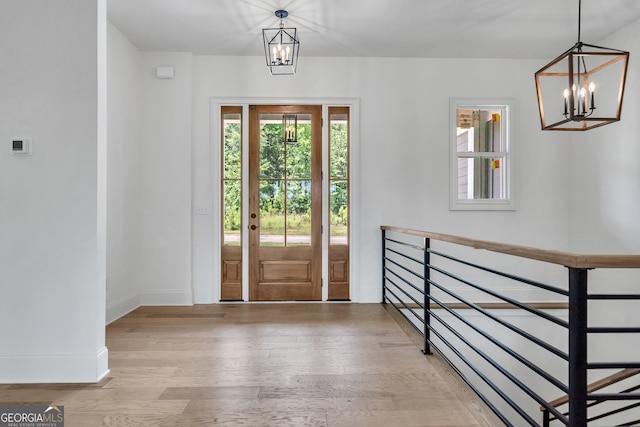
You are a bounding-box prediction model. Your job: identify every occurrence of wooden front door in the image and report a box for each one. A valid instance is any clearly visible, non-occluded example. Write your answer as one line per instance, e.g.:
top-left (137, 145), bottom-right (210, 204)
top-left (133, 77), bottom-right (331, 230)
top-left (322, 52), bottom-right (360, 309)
top-left (248, 105), bottom-right (322, 300)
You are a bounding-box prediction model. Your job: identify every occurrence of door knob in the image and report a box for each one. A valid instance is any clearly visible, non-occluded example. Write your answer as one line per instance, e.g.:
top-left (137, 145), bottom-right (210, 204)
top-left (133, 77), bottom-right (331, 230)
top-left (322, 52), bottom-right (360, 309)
top-left (250, 224), bottom-right (259, 230)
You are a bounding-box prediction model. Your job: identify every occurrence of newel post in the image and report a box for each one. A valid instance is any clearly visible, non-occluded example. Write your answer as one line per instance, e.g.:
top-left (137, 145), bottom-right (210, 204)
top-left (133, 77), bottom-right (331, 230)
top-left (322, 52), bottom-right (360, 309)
top-left (568, 267), bottom-right (588, 426)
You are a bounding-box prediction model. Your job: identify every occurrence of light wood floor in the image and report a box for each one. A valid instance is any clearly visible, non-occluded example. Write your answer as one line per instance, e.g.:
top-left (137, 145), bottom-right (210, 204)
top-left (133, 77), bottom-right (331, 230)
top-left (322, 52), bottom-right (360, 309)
top-left (0, 304), bottom-right (498, 426)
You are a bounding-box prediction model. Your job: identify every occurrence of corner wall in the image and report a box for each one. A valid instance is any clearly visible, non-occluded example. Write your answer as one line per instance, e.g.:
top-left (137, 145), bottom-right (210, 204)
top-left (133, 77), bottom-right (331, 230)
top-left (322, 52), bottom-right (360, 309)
top-left (105, 31), bottom-right (194, 318)
top-left (135, 52), bottom-right (194, 306)
top-left (570, 19), bottom-right (640, 255)
top-left (0, 0), bottom-right (108, 382)
top-left (106, 22), bottom-right (143, 323)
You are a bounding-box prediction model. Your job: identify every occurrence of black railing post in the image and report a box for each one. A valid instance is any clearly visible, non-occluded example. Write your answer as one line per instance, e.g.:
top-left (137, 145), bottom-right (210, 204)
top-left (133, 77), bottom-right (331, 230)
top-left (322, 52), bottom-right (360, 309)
top-left (568, 267), bottom-right (588, 427)
top-left (381, 229), bottom-right (387, 304)
top-left (423, 237), bottom-right (432, 354)
top-left (543, 409), bottom-right (550, 427)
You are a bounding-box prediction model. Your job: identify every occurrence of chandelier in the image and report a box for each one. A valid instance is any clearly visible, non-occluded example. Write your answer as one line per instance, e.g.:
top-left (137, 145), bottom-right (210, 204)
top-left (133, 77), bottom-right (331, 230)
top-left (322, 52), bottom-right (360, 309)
top-left (534, 0), bottom-right (629, 131)
top-left (262, 10), bottom-right (300, 76)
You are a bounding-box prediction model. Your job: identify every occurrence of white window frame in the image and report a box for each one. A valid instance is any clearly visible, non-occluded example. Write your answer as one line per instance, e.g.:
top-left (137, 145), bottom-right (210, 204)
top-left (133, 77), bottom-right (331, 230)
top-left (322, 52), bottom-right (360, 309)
top-left (449, 98), bottom-right (516, 211)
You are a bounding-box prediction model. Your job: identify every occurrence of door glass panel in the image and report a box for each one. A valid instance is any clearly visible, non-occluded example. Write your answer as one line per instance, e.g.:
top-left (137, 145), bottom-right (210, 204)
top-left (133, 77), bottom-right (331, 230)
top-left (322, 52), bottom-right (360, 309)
top-left (286, 114), bottom-right (312, 178)
top-left (222, 110), bottom-right (242, 246)
top-left (329, 115), bottom-right (349, 179)
top-left (259, 116), bottom-right (285, 179)
top-left (259, 113), bottom-right (313, 247)
top-left (330, 181), bottom-right (348, 245)
top-left (223, 180), bottom-right (241, 245)
top-left (259, 180), bottom-right (285, 246)
top-left (329, 109), bottom-right (349, 246)
top-left (286, 180), bottom-right (311, 246)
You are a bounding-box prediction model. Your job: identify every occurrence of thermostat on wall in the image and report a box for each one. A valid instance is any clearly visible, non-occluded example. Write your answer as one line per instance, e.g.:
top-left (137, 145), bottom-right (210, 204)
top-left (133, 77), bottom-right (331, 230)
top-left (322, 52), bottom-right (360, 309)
top-left (10, 138), bottom-right (33, 155)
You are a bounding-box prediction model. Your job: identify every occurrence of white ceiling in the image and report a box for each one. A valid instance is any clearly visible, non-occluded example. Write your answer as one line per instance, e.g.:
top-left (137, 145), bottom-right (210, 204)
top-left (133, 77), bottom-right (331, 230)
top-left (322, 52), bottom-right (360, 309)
top-left (107, 0), bottom-right (640, 59)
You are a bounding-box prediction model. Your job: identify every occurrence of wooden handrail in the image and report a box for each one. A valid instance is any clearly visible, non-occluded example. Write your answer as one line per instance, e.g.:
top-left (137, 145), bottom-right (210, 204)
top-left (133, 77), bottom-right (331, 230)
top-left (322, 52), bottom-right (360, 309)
top-left (381, 226), bottom-right (640, 269)
top-left (542, 368), bottom-right (640, 410)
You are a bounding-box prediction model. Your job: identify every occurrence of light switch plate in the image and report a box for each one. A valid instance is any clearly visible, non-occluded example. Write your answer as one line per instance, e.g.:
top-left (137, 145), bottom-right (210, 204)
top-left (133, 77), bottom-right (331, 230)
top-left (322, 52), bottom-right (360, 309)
top-left (195, 205), bottom-right (210, 215)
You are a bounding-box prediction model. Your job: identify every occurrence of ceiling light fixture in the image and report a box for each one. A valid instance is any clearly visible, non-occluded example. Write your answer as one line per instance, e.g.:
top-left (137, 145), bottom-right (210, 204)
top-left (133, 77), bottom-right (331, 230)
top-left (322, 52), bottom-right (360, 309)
top-left (283, 114), bottom-right (298, 143)
top-left (534, 0), bottom-right (629, 131)
top-left (263, 10), bottom-right (300, 76)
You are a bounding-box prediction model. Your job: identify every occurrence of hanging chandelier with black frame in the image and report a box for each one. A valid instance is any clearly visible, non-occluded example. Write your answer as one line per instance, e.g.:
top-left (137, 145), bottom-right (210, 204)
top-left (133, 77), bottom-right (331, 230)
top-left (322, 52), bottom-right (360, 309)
top-left (262, 10), bottom-right (300, 76)
top-left (534, 0), bottom-right (629, 131)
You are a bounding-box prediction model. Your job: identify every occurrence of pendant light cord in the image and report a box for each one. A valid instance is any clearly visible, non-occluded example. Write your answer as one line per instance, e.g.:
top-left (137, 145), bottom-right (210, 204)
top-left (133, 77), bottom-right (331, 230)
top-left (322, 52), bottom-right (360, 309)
top-left (577, 0), bottom-right (582, 42)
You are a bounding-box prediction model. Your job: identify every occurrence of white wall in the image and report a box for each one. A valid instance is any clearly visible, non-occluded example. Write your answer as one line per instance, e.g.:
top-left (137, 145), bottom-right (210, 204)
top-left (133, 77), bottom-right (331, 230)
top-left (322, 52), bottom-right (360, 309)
top-left (134, 52), bottom-right (193, 305)
top-left (106, 22), bottom-right (143, 322)
top-left (187, 55), bottom-right (573, 303)
top-left (0, 0), bottom-right (108, 382)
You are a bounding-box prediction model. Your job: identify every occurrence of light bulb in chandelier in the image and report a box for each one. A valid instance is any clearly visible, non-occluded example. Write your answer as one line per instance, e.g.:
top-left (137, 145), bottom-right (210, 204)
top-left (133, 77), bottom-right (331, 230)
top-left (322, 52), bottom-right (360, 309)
top-left (562, 80), bottom-right (597, 118)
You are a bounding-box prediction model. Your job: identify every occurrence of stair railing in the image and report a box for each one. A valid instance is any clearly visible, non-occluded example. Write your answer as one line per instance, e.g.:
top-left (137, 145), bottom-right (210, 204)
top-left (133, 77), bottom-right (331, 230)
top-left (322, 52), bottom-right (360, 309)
top-left (381, 226), bottom-right (640, 426)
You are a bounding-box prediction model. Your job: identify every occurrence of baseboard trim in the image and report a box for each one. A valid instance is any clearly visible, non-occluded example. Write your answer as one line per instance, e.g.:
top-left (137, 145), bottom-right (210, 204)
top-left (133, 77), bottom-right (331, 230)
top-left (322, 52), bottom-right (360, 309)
top-left (193, 288), bottom-right (215, 304)
top-left (0, 346), bottom-right (109, 384)
top-left (357, 286), bottom-right (381, 303)
top-left (106, 293), bottom-right (141, 324)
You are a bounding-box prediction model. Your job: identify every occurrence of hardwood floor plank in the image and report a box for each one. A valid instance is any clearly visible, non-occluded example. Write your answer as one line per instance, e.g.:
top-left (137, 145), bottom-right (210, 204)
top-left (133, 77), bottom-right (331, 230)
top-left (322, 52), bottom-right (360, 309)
top-left (64, 414), bottom-right (108, 427)
top-left (326, 408), bottom-right (482, 427)
top-left (103, 372), bottom-right (293, 389)
top-left (258, 385), bottom-right (393, 399)
top-left (183, 397), bottom-right (397, 414)
top-left (159, 386), bottom-right (261, 400)
top-left (108, 367), bottom-right (178, 378)
top-left (58, 387), bottom-right (166, 402)
top-left (172, 363), bottom-right (346, 377)
top-left (100, 412), bottom-right (330, 427)
top-left (290, 372), bottom-right (452, 389)
top-left (0, 389), bottom-right (79, 404)
top-left (61, 399), bottom-right (189, 414)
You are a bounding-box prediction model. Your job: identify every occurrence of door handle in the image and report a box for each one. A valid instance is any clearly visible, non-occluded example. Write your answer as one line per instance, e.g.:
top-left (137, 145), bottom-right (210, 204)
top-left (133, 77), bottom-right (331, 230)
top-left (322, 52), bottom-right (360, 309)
top-left (250, 224), bottom-right (260, 230)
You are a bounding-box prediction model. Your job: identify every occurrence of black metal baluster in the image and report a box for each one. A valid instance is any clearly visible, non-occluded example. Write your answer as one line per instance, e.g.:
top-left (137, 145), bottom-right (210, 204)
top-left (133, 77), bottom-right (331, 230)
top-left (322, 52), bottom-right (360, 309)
top-left (382, 229), bottom-right (387, 304)
top-left (423, 237), bottom-right (432, 355)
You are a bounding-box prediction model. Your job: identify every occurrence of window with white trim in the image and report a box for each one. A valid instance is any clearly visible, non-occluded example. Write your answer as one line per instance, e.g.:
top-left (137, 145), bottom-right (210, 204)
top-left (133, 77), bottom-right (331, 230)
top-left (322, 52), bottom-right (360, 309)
top-left (450, 98), bottom-right (515, 210)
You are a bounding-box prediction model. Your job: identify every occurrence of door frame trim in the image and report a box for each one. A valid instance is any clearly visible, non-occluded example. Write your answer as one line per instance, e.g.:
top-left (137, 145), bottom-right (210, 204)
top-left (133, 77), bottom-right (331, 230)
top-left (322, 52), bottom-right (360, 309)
top-left (210, 97), bottom-right (360, 302)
